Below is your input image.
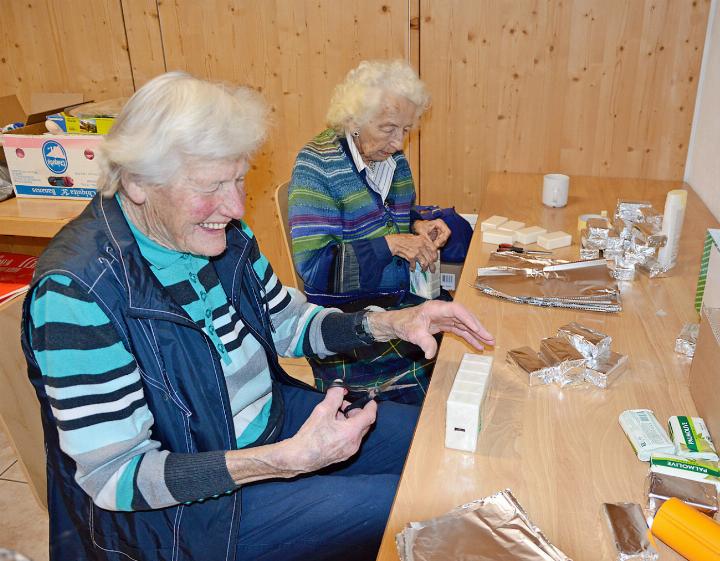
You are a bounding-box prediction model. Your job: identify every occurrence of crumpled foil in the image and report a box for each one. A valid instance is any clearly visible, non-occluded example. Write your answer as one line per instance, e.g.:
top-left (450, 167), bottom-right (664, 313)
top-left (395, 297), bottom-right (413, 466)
top-left (557, 322), bottom-right (612, 360)
top-left (637, 257), bottom-right (669, 278)
top-left (602, 503), bottom-right (658, 561)
top-left (540, 337), bottom-right (587, 386)
top-left (396, 489), bottom-right (572, 561)
top-left (580, 247), bottom-right (601, 260)
top-left (615, 200), bottom-right (653, 223)
top-left (674, 322), bottom-right (700, 357)
top-left (632, 223), bottom-right (666, 248)
top-left (587, 217), bottom-right (611, 238)
top-left (645, 472), bottom-right (718, 517)
top-left (475, 253), bottom-right (622, 313)
top-left (506, 347), bottom-right (558, 385)
top-left (584, 351), bottom-right (628, 389)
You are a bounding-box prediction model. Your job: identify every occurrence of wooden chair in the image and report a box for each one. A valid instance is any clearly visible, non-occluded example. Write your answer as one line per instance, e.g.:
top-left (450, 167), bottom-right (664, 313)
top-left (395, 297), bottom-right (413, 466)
top-left (274, 181), bottom-right (304, 291)
top-left (0, 296), bottom-right (47, 510)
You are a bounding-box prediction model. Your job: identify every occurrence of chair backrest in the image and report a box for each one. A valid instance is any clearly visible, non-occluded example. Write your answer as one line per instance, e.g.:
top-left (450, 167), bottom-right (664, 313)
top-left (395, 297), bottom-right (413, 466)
top-left (274, 181), bottom-right (304, 291)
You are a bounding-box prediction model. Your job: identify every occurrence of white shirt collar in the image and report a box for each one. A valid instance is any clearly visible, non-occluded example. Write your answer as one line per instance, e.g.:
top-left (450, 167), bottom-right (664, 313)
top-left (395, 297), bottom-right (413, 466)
top-left (345, 132), bottom-right (396, 202)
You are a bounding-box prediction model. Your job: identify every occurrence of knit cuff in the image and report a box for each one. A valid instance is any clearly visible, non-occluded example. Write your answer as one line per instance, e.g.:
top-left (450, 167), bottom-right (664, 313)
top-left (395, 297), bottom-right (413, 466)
top-left (320, 310), bottom-right (373, 353)
top-left (164, 451), bottom-right (237, 503)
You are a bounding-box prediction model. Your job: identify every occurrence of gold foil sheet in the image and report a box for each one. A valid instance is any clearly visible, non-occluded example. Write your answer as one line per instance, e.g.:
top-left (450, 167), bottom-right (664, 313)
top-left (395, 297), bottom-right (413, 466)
top-left (396, 489), bottom-right (571, 561)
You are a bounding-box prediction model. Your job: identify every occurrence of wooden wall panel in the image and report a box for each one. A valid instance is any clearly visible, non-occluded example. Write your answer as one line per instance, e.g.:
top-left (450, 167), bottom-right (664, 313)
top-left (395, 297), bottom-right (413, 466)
top-left (155, 0), bottom-right (412, 283)
top-left (120, 0), bottom-right (166, 88)
top-left (418, 0), bottom-right (710, 212)
top-left (0, 0), bottom-right (135, 104)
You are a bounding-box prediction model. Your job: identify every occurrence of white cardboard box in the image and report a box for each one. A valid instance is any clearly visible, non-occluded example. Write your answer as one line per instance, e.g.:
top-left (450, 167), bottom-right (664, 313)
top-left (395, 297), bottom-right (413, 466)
top-left (2, 123), bottom-right (102, 199)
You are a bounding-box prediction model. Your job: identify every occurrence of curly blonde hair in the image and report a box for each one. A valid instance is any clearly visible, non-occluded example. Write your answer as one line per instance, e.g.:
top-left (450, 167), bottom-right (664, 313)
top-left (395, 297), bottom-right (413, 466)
top-left (326, 60), bottom-right (430, 134)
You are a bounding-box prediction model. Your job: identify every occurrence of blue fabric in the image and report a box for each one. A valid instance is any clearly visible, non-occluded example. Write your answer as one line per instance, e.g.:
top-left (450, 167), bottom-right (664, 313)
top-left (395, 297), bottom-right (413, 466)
top-left (21, 194), bottom-right (312, 560)
top-left (236, 384), bottom-right (418, 561)
top-left (413, 205), bottom-right (473, 263)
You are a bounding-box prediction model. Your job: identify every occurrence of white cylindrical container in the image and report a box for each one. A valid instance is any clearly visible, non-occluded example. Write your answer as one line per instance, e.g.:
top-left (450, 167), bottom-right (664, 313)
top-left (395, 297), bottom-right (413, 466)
top-left (542, 174), bottom-right (570, 207)
top-left (657, 189), bottom-right (687, 270)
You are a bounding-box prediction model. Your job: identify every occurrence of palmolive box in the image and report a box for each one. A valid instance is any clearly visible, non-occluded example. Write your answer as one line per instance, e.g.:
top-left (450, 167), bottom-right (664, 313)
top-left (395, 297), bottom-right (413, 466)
top-left (2, 122), bottom-right (102, 199)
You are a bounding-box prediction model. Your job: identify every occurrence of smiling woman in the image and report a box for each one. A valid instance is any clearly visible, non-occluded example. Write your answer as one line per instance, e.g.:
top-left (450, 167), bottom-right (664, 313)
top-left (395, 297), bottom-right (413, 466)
top-left (20, 71), bottom-right (493, 561)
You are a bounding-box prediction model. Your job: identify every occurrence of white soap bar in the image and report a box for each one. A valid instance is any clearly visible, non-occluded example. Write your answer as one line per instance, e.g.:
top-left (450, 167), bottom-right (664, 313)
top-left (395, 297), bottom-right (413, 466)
top-left (497, 220), bottom-right (526, 233)
top-left (537, 230), bottom-right (572, 249)
top-left (482, 228), bottom-right (514, 245)
top-left (445, 392), bottom-right (481, 452)
top-left (515, 226), bottom-right (547, 245)
top-left (480, 215), bottom-right (508, 232)
top-left (445, 354), bottom-right (494, 453)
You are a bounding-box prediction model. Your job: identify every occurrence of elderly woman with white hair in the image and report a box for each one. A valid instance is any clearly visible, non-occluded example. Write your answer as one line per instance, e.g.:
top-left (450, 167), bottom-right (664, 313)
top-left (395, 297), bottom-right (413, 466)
top-left (22, 72), bottom-right (493, 561)
top-left (289, 60), bottom-right (455, 404)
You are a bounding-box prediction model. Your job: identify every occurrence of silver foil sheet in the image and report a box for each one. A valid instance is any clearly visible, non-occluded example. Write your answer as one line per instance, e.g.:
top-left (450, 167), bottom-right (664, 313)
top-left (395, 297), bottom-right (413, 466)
top-left (557, 322), bottom-right (612, 360)
top-left (645, 472), bottom-right (718, 517)
top-left (507, 347), bottom-right (558, 385)
top-left (674, 322), bottom-right (700, 357)
top-left (580, 247), bottom-right (601, 260)
top-left (396, 489), bottom-right (572, 561)
top-left (602, 502), bottom-right (658, 561)
top-left (474, 253), bottom-right (622, 313)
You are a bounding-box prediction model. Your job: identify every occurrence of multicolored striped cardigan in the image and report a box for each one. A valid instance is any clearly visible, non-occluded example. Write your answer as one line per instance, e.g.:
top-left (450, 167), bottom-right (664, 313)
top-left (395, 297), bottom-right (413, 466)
top-left (289, 129), bottom-right (417, 308)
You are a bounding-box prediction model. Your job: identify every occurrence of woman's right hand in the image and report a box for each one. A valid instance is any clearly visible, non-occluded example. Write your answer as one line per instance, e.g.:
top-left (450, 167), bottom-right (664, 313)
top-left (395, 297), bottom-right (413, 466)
top-left (386, 233), bottom-right (439, 272)
top-left (287, 387), bottom-right (377, 473)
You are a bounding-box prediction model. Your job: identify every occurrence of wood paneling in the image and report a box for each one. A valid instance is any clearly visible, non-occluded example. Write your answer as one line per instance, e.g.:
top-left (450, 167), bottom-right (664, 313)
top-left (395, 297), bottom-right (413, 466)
top-left (155, 0), bottom-right (412, 283)
top-left (418, 0), bottom-right (711, 213)
top-left (120, 0), bottom-right (166, 88)
top-left (0, 0), bottom-right (135, 104)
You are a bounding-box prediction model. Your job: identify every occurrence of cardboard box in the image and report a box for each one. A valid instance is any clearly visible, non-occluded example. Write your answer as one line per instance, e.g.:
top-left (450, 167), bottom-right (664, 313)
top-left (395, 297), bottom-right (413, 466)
top-left (440, 261), bottom-right (464, 291)
top-left (2, 123), bottom-right (102, 199)
top-left (689, 307), bottom-right (720, 446)
top-left (695, 229), bottom-right (720, 312)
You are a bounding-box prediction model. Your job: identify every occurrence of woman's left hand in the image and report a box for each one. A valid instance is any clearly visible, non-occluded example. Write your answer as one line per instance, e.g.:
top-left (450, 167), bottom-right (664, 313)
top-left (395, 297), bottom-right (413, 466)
top-left (412, 218), bottom-right (451, 248)
top-left (366, 300), bottom-right (495, 359)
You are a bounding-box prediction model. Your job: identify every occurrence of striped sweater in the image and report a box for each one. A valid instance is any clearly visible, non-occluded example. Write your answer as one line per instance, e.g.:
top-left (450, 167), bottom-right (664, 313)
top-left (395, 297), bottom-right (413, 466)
top-left (28, 218), bottom-right (360, 512)
top-left (289, 129), bottom-right (417, 307)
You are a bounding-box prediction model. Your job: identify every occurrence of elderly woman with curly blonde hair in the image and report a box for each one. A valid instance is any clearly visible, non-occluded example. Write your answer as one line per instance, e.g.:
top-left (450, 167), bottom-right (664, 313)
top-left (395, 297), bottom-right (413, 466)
top-left (289, 60), bottom-right (456, 404)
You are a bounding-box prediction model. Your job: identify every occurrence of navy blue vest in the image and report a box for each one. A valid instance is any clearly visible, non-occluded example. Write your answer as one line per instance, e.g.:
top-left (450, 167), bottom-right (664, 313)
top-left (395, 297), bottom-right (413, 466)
top-left (20, 194), bottom-right (310, 561)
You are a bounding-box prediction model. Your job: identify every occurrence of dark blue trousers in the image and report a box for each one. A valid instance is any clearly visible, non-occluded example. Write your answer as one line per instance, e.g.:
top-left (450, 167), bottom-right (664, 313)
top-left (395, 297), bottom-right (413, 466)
top-left (236, 384), bottom-right (419, 561)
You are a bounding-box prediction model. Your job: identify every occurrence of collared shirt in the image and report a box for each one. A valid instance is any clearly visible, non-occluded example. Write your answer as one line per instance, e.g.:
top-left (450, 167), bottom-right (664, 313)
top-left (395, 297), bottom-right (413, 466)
top-left (345, 131), bottom-right (396, 202)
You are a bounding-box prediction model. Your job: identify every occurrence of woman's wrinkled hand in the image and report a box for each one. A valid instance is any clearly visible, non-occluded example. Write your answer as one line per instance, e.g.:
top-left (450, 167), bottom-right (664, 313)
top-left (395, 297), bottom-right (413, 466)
top-left (367, 300), bottom-right (495, 359)
top-left (412, 218), bottom-right (451, 249)
top-left (385, 233), bottom-right (439, 271)
top-left (287, 387), bottom-right (377, 473)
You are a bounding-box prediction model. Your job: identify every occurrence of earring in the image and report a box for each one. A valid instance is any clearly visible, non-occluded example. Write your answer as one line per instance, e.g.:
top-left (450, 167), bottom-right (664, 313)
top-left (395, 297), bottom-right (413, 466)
top-left (352, 130), bottom-right (360, 137)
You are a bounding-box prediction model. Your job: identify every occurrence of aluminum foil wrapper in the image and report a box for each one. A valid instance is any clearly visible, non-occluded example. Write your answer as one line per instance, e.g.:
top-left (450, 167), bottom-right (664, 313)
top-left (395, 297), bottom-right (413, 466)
top-left (580, 247), bottom-right (601, 260)
top-left (581, 231), bottom-right (607, 250)
top-left (604, 248), bottom-right (624, 260)
top-left (637, 257), bottom-right (669, 278)
top-left (632, 223), bottom-right (666, 248)
top-left (584, 351), bottom-right (628, 388)
top-left (611, 262), bottom-right (636, 281)
top-left (624, 242), bottom-right (656, 266)
top-left (587, 217), bottom-right (611, 239)
top-left (557, 322), bottom-right (612, 360)
top-left (540, 337), bottom-right (587, 386)
top-left (396, 489), bottom-right (572, 561)
top-left (602, 502), bottom-right (658, 561)
top-left (615, 200), bottom-right (653, 223)
top-left (674, 322), bottom-right (700, 357)
top-left (507, 347), bottom-right (558, 386)
top-left (614, 218), bottom-right (634, 241)
top-left (645, 472), bottom-right (718, 518)
top-left (639, 207), bottom-right (663, 229)
top-left (606, 231), bottom-right (625, 251)
top-left (475, 253), bottom-right (622, 313)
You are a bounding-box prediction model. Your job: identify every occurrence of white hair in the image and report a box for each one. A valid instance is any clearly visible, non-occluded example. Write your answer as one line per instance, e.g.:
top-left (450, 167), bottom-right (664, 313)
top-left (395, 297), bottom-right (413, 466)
top-left (97, 71), bottom-right (269, 196)
top-left (326, 59), bottom-right (430, 134)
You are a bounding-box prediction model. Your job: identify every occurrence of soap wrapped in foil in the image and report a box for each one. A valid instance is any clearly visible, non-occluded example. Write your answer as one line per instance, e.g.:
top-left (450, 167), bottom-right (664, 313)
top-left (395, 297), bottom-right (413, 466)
top-left (674, 322), bottom-right (700, 357)
top-left (637, 257), bottom-right (669, 278)
top-left (581, 230), bottom-right (607, 250)
top-left (557, 322), bottom-right (612, 360)
top-left (639, 207), bottom-right (663, 229)
top-left (602, 502), bottom-right (658, 561)
top-left (632, 223), bottom-right (666, 248)
top-left (507, 347), bottom-right (557, 386)
top-left (396, 489), bottom-right (571, 561)
top-left (540, 337), bottom-right (586, 386)
top-left (584, 351), bottom-right (628, 388)
top-left (615, 200), bottom-right (653, 223)
top-left (614, 217), bottom-right (634, 240)
top-left (580, 247), bottom-right (601, 260)
top-left (587, 217), bottom-right (611, 239)
top-left (645, 472), bottom-right (718, 517)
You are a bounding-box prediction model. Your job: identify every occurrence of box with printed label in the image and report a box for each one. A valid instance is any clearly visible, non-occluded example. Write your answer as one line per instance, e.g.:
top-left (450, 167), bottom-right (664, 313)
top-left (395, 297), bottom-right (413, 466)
top-left (2, 123), bottom-right (101, 199)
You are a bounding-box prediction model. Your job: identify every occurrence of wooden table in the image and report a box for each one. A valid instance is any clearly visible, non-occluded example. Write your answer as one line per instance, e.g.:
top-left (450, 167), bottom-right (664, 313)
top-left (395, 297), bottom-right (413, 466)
top-left (377, 173), bottom-right (720, 560)
top-left (0, 197), bottom-right (87, 254)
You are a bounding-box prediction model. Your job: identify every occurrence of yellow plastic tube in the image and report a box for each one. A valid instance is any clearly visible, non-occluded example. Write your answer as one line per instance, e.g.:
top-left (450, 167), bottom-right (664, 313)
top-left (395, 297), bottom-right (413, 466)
top-left (651, 497), bottom-right (720, 561)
